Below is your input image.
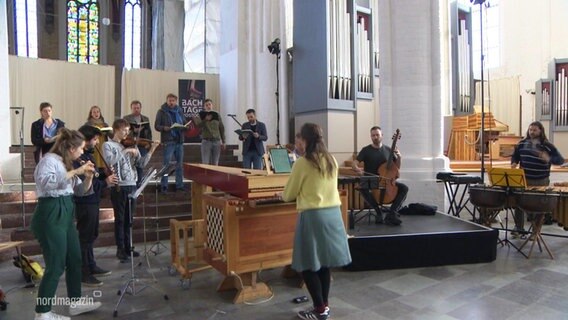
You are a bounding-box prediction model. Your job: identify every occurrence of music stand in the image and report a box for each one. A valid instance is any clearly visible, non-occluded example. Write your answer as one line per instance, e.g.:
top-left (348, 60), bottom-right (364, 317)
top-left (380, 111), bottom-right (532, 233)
top-left (488, 168), bottom-right (527, 257)
top-left (146, 164), bottom-right (177, 256)
top-left (114, 168), bottom-right (169, 317)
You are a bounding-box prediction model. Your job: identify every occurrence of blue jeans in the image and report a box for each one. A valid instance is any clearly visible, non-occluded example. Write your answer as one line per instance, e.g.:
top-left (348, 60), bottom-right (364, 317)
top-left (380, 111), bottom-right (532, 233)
top-left (243, 151), bottom-right (263, 169)
top-left (201, 139), bottom-right (221, 165)
top-left (161, 142), bottom-right (184, 190)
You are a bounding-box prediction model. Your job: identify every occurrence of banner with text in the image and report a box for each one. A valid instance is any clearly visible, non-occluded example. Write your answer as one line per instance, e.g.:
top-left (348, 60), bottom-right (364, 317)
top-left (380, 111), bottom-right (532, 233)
top-left (179, 79), bottom-right (205, 143)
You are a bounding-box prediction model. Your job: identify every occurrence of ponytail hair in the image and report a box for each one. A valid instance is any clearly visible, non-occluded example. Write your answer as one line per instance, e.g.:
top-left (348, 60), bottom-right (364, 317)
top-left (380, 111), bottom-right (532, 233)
top-left (49, 128), bottom-right (85, 170)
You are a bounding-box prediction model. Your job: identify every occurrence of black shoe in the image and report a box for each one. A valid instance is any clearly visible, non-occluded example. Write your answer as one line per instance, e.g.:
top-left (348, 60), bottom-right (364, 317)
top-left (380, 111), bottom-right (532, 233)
top-left (91, 266), bottom-right (112, 277)
top-left (116, 248), bottom-right (130, 262)
top-left (384, 213), bottom-right (402, 226)
top-left (82, 275), bottom-right (103, 287)
top-left (126, 250), bottom-right (140, 258)
top-left (544, 214), bottom-right (553, 225)
top-left (375, 215), bottom-right (383, 224)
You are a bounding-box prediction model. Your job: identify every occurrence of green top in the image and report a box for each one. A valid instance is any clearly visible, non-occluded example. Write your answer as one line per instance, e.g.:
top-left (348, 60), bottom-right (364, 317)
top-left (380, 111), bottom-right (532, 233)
top-left (282, 155), bottom-right (341, 210)
top-left (194, 112), bottom-right (225, 142)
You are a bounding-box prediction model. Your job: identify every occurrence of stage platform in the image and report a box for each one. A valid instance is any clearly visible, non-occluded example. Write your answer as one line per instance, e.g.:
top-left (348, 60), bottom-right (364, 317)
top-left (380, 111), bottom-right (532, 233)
top-left (345, 211), bottom-right (498, 271)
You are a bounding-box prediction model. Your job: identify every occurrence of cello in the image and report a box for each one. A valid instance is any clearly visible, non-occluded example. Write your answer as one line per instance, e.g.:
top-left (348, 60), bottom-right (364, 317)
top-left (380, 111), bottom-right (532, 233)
top-left (377, 129), bottom-right (401, 205)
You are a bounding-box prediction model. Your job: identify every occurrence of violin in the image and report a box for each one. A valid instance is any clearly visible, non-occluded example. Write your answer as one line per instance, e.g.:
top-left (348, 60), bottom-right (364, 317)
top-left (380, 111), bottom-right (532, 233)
top-left (121, 137), bottom-right (158, 149)
top-left (377, 129), bottom-right (401, 205)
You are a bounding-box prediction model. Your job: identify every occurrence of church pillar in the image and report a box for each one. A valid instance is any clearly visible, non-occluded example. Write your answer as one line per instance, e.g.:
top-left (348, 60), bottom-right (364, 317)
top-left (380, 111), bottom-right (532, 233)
top-left (379, 0), bottom-right (451, 208)
top-left (219, 0), bottom-right (288, 147)
top-left (152, 0), bottom-right (184, 71)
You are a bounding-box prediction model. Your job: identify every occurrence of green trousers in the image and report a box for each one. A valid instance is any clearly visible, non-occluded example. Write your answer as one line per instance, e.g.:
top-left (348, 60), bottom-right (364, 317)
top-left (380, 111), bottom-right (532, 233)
top-left (31, 196), bottom-right (82, 313)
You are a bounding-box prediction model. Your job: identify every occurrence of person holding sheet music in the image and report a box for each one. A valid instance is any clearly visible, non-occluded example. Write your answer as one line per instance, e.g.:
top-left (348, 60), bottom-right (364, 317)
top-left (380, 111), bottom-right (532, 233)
top-left (239, 109), bottom-right (267, 169)
top-left (511, 121), bottom-right (564, 236)
top-left (31, 102), bottom-right (65, 164)
top-left (192, 98), bottom-right (226, 165)
top-left (351, 126), bottom-right (407, 226)
top-left (85, 105), bottom-right (110, 170)
top-left (155, 93), bottom-right (189, 193)
top-left (104, 119), bottom-right (160, 262)
top-left (124, 100), bottom-right (153, 185)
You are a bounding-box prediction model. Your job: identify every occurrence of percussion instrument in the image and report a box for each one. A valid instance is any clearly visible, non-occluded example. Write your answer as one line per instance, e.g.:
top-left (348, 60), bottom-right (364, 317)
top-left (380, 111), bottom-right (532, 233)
top-left (513, 189), bottom-right (559, 259)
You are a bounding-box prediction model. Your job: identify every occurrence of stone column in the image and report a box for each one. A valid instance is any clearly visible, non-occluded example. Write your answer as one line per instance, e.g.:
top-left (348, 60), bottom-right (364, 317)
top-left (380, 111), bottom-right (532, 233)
top-left (152, 0), bottom-right (184, 71)
top-left (379, 0), bottom-right (451, 208)
top-left (219, 0), bottom-right (288, 146)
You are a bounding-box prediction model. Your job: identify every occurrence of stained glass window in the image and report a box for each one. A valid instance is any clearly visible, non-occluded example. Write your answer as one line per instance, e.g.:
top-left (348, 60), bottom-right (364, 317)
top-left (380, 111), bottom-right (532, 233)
top-left (124, 0), bottom-right (142, 69)
top-left (14, 0), bottom-right (38, 57)
top-left (67, 0), bottom-right (99, 64)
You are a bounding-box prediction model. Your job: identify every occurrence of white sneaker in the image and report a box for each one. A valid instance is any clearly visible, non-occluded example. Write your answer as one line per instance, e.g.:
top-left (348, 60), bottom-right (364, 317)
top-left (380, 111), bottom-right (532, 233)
top-left (34, 311), bottom-right (70, 320)
top-left (68, 301), bottom-right (101, 316)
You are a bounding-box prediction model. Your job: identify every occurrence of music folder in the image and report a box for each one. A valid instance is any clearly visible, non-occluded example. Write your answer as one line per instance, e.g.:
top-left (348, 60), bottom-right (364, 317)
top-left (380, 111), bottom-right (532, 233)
top-left (489, 167), bottom-right (527, 188)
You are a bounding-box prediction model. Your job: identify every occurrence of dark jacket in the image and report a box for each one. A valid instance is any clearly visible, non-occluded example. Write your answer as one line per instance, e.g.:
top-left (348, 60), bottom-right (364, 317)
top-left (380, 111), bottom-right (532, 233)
top-left (73, 149), bottom-right (108, 205)
top-left (123, 113), bottom-right (153, 140)
top-left (154, 103), bottom-right (187, 144)
top-left (239, 121), bottom-right (267, 156)
top-left (31, 118), bottom-right (65, 164)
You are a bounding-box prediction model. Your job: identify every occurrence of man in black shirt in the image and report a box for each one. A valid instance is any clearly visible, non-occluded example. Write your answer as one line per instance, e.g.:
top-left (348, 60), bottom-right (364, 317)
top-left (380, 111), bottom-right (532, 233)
top-left (239, 109), bottom-right (268, 169)
top-left (352, 126), bottom-right (408, 225)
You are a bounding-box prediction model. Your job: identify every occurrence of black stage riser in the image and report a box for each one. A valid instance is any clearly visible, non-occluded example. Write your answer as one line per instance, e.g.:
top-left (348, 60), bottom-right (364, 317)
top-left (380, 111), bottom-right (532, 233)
top-left (344, 213), bottom-right (498, 271)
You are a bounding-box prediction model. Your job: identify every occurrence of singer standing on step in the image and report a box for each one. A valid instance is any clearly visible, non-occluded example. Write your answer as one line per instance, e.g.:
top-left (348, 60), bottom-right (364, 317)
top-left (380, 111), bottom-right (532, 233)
top-left (155, 94), bottom-right (188, 193)
top-left (192, 98), bottom-right (225, 165)
top-left (74, 125), bottom-right (117, 287)
top-left (351, 126), bottom-right (407, 226)
top-left (239, 109), bottom-right (267, 169)
top-left (124, 100), bottom-right (153, 186)
top-left (31, 102), bottom-right (65, 164)
top-left (32, 128), bottom-right (101, 319)
top-left (511, 121), bottom-right (564, 236)
top-left (104, 119), bottom-right (160, 262)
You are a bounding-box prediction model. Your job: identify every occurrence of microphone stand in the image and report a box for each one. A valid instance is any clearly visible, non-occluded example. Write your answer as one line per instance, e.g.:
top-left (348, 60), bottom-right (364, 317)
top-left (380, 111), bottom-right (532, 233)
top-left (10, 107), bottom-right (26, 229)
top-left (227, 114), bottom-right (243, 127)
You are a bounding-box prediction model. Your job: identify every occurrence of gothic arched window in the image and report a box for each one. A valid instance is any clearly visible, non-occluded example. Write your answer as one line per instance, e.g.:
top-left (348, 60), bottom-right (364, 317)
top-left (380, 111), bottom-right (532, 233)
top-left (124, 0), bottom-right (142, 69)
top-left (67, 0), bottom-right (99, 64)
top-left (14, 0), bottom-right (38, 57)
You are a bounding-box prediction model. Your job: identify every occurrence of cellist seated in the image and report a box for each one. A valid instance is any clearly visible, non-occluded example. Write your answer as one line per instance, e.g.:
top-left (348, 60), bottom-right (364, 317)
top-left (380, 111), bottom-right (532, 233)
top-left (351, 126), bottom-right (409, 226)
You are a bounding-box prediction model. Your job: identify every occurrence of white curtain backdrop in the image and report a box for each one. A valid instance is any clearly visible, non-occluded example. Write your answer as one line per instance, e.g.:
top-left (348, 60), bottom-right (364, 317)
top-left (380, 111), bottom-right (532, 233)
top-left (120, 68), bottom-right (220, 131)
top-left (9, 56), bottom-right (115, 145)
top-left (184, 0), bottom-right (220, 73)
top-left (475, 76), bottom-right (520, 135)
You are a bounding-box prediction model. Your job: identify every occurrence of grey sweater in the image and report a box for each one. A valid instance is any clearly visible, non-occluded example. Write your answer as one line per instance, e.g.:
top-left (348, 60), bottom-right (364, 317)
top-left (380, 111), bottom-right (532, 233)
top-left (103, 140), bottom-right (151, 186)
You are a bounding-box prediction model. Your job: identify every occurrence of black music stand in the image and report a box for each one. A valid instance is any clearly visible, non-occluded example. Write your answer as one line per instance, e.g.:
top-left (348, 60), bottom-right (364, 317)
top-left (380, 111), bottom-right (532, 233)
top-left (146, 164), bottom-right (177, 256)
top-left (488, 168), bottom-right (527, 257)
top-left (351, 173), bottom-right (388, 227)
top-left (114, 168), bottom-right (168, 317)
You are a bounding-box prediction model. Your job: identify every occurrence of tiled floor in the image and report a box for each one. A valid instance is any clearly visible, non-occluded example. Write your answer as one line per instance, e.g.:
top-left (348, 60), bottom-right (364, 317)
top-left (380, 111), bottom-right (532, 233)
top-left (2, 214), bottom-right (568, 320)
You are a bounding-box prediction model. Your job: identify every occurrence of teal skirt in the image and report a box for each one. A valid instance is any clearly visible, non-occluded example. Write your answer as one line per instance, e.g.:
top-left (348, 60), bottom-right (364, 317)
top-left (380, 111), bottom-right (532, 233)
top-left (291, 206), bottom-right (352, 272)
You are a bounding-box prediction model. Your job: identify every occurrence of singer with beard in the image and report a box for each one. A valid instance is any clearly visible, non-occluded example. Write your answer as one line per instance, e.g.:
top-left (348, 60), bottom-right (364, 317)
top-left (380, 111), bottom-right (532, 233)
top-left (510, 121), bottom-right (564, 236)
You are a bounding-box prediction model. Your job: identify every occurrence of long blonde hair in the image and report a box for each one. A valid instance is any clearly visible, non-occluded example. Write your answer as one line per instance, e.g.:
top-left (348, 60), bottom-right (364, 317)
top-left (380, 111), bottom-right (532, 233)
top-left (50, 128), bottom-right (85, 170)
top-left (300, 123), bottom-right (336, 177)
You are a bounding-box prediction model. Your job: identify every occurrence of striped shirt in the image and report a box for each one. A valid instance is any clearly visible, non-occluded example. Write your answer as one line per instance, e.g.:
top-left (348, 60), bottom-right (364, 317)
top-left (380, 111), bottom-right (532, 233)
top-left (511, 139), bottom-right (564, 180)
